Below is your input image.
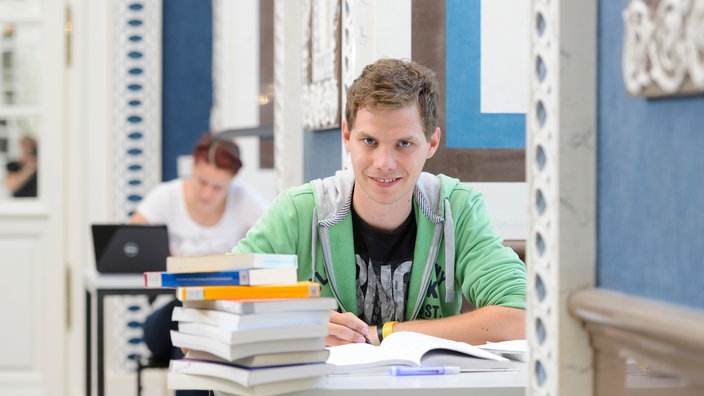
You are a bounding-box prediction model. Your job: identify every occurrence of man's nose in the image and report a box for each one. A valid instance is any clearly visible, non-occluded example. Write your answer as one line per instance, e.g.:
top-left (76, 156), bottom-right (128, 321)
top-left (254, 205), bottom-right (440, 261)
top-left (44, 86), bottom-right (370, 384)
top-left (373, 146), bottom-right (397, 169)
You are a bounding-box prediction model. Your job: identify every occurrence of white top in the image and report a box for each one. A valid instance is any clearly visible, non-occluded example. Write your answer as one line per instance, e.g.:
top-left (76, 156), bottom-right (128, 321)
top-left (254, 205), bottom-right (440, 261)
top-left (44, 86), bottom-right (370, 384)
top-left (135, 178), bottom-right (268, 256)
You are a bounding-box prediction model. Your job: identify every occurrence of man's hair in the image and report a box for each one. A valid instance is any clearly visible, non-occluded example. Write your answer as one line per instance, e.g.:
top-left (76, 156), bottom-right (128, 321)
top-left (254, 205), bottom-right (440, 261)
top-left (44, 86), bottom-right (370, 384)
top-left (192, 132), bottom-right (243, 175)
top-left (345, 58), bottom-right (440, 140)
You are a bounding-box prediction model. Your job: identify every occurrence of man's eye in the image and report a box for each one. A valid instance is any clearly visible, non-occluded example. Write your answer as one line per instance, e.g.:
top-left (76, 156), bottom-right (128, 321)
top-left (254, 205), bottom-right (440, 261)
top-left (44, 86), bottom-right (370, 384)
top-left (363, 138), bottom-right (376, 145)
top-left (399, 140), bottom-right (412, 148)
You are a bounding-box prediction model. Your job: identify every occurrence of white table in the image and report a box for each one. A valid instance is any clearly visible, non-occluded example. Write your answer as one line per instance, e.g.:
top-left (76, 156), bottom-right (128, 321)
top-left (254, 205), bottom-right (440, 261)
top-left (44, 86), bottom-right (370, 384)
top-left (285, 366), bottom-right (527, 395)
top-left (210, 368), bottom-right (527, 396)
top-left (84, 270), bottom-right (174, 396)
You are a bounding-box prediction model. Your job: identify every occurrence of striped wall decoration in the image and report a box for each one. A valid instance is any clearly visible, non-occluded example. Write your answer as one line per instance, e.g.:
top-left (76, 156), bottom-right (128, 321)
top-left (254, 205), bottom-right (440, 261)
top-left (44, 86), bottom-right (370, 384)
top-left (113, 0), bottom-right (162, 221)
top-left (110, 0), bottom-right (162, 373)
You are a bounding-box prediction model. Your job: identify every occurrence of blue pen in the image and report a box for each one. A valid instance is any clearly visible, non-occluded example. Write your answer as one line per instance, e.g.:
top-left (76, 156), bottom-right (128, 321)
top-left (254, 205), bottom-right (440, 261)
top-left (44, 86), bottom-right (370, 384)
top-left (389, 366), bottom-right (461, 376)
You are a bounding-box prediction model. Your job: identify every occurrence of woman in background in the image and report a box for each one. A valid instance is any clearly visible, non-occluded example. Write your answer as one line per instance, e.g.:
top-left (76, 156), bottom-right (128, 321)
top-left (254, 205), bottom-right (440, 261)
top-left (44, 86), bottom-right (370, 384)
top-left (130, 132), bottom-right (267, 256)
top-left (5, 135), bottom-right (38, 198)
top-left (130, 132), bottom-right (268, 395)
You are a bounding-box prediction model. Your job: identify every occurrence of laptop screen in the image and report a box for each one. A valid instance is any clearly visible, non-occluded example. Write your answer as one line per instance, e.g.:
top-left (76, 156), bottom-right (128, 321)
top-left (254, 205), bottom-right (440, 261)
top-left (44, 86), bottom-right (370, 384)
top-left (91, 224), bottom-right (169, 274)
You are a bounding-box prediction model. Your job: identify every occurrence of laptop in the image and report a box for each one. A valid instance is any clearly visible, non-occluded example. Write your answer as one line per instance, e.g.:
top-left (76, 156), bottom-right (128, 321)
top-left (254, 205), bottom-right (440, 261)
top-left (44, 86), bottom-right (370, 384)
top-left (91, 224), bottom-right (170, 274)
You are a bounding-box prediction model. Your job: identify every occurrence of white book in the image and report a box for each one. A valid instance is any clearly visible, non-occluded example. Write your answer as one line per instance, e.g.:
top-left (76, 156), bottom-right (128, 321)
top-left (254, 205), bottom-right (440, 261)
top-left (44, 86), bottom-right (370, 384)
top-left (166, 253), bottom-right (298, 274)
top-left (245, 267), bottom-right (298, 285)
top-left (185, 349), bottom-right (330, 368)
top-left (172, 306), bottom-right (330, 330)
top-left (326, 331), bottom-right (515, 374)
top-left (170, 330), bottom-right (325, 362)
top-left (182, 296), bottom-right (338, 314)
top-left (169, 358), bottom-right (334, 387)
top-left (177, 321), bottom-right (328, 345)
top-left (167, 372), bottom-right (322, 396)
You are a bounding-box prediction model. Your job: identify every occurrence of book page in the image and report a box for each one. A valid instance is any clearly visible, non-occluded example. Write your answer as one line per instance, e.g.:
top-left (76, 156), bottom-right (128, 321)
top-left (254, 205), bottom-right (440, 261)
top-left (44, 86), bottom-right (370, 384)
top-left (326, 342), bottom-right (415, 370)
top-left (379, 331), bottom-right (508, 362)
top-left (326, 331), bottom-right (511, 374)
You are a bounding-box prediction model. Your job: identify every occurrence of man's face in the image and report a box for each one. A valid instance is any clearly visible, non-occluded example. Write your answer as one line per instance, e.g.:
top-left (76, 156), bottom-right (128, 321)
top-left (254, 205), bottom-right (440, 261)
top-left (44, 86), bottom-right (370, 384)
top-left (343, 104), bottom-right (440, 208)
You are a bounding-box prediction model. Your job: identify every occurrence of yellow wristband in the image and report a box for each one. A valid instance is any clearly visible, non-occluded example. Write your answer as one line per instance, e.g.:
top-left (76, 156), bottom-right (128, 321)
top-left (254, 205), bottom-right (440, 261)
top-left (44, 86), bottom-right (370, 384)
top-left (382, 321), bottom-right (397, 340)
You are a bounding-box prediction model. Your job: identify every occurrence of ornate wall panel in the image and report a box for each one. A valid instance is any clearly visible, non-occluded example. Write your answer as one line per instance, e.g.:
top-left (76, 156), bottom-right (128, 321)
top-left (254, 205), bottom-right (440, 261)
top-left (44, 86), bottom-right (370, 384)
top-left (623, 0), bottom-right (704, 97)
top-left (301, 0), bottom-right (341, 131)
top-left (340, 0), bottom-right (355, 117)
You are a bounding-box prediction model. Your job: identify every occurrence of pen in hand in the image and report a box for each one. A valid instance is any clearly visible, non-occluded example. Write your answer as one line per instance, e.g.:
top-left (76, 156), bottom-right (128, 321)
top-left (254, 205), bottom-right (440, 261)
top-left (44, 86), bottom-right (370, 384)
top-left (327, 311), bottom-right (371, 345)
top-left (389, 366), bottom-right (461, 376)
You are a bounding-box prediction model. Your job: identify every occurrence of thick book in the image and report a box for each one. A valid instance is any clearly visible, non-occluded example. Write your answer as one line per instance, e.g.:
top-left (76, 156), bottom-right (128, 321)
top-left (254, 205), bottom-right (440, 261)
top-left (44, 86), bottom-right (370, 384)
top-left (326, 331), bottom-right (515, 374)
top-left (144, 268), bottom-right (297, 287)
top-left (185, 349), bottom-right (330, 368)
top-left (167, 372), bottom-right (321, 396)
top-left (166, 253), bottom-right (297, 274)
top-left (182, 296), bottom-right (338, 314)
top-left (172, 306), bottom-right (331, 330)
top-left (169, 358), bottom-right (334, 387)
top-left (175, 281), bottom-right (320, 301)
top-left (170, 330), bottom-right (326, 362)
top-left (177, 321), bottom-right (329, 345)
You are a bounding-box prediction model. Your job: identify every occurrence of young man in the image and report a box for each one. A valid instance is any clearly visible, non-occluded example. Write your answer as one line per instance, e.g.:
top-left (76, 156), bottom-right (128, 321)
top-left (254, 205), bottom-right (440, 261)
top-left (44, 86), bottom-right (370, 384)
top-left (233, 58), bottom-right (526, 346)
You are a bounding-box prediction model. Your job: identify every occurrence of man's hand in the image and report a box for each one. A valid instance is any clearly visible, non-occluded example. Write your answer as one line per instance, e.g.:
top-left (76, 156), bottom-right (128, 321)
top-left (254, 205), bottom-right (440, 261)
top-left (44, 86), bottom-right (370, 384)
top-left (326, 311), bottom-right (370, 346)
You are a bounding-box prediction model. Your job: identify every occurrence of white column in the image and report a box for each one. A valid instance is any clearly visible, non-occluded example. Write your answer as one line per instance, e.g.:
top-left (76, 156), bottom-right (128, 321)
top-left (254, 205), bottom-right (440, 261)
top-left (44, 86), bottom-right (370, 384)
top-left (274, 0), bottom-right (305, 190)
top-left (527, 1), bottom-right (597, 395)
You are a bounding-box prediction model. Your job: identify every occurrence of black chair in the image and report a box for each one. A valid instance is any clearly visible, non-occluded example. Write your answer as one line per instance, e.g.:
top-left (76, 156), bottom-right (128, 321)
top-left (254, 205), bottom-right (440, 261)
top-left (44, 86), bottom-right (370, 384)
top-left (135, 354), bottom-right (170, 396)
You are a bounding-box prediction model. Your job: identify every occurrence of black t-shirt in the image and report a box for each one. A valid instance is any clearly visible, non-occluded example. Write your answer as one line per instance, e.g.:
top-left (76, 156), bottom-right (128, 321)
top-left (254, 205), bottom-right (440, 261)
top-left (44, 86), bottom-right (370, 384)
top-left (352, 206), bottom-right (416, 325)
top-left (5, 161), bottom-right (37, 197)
top-left (12, 172), bottom-right (37, 197)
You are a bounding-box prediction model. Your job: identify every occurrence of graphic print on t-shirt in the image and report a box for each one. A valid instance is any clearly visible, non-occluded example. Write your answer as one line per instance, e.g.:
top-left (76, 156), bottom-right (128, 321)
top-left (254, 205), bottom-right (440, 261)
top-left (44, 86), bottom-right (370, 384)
top-left (352, 207), bottom-right (416, 325)
top-left (356, 255), bottom-right (412, 324)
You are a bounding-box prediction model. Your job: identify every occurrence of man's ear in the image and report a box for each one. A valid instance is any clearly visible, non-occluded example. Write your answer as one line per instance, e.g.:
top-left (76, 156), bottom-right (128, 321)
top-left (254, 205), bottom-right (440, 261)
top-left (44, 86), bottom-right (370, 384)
top-left (427, 127), bottom-right (441, 159)
top-left (342, 120), bottom-right (351, 151)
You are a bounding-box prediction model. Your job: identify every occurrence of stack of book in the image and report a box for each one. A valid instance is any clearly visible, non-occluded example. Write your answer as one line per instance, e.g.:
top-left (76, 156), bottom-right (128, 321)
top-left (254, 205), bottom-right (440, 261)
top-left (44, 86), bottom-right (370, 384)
top-left (144, 253), bottom-right (337, 396)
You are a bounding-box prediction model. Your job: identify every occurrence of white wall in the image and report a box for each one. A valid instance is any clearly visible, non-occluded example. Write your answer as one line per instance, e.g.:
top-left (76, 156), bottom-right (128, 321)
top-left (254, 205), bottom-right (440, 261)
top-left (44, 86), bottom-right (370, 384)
top-left (211, 0), bottom-right (278, 204)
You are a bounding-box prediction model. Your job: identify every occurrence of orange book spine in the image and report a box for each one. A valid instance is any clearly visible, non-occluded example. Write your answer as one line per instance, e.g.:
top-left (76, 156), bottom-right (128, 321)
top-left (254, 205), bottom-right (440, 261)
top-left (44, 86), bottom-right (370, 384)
top-left (176, 281), bottom-right (320, 301)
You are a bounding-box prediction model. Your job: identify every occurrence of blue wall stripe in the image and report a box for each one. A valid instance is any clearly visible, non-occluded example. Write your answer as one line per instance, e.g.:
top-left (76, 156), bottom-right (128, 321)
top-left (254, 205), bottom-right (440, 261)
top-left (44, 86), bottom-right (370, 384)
top-left (162, 0), bottom-right (213, 181)
top-left (597, 0), bottom-right (704, 309)
top-left (445, 0), bottom-right (525, 148)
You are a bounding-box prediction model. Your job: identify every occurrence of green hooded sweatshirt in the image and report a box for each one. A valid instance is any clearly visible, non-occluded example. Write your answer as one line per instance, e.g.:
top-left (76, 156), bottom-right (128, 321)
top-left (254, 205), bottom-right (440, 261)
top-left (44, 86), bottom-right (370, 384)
top-left (233, 171), bottom-right (526, 321)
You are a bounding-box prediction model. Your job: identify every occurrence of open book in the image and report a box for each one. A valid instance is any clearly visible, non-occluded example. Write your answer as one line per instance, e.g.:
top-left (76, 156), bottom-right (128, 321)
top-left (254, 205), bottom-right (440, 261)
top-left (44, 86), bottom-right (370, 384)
top-left (326, 331), bottom-right (515, 374)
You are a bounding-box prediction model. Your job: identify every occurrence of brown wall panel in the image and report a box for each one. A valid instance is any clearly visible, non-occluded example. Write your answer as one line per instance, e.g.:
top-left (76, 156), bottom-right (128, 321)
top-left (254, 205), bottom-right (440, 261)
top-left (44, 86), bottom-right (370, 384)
top-left (259, 0), bottom-right (274, 169)
top-left (412, 0), bottom-right (525, 182)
